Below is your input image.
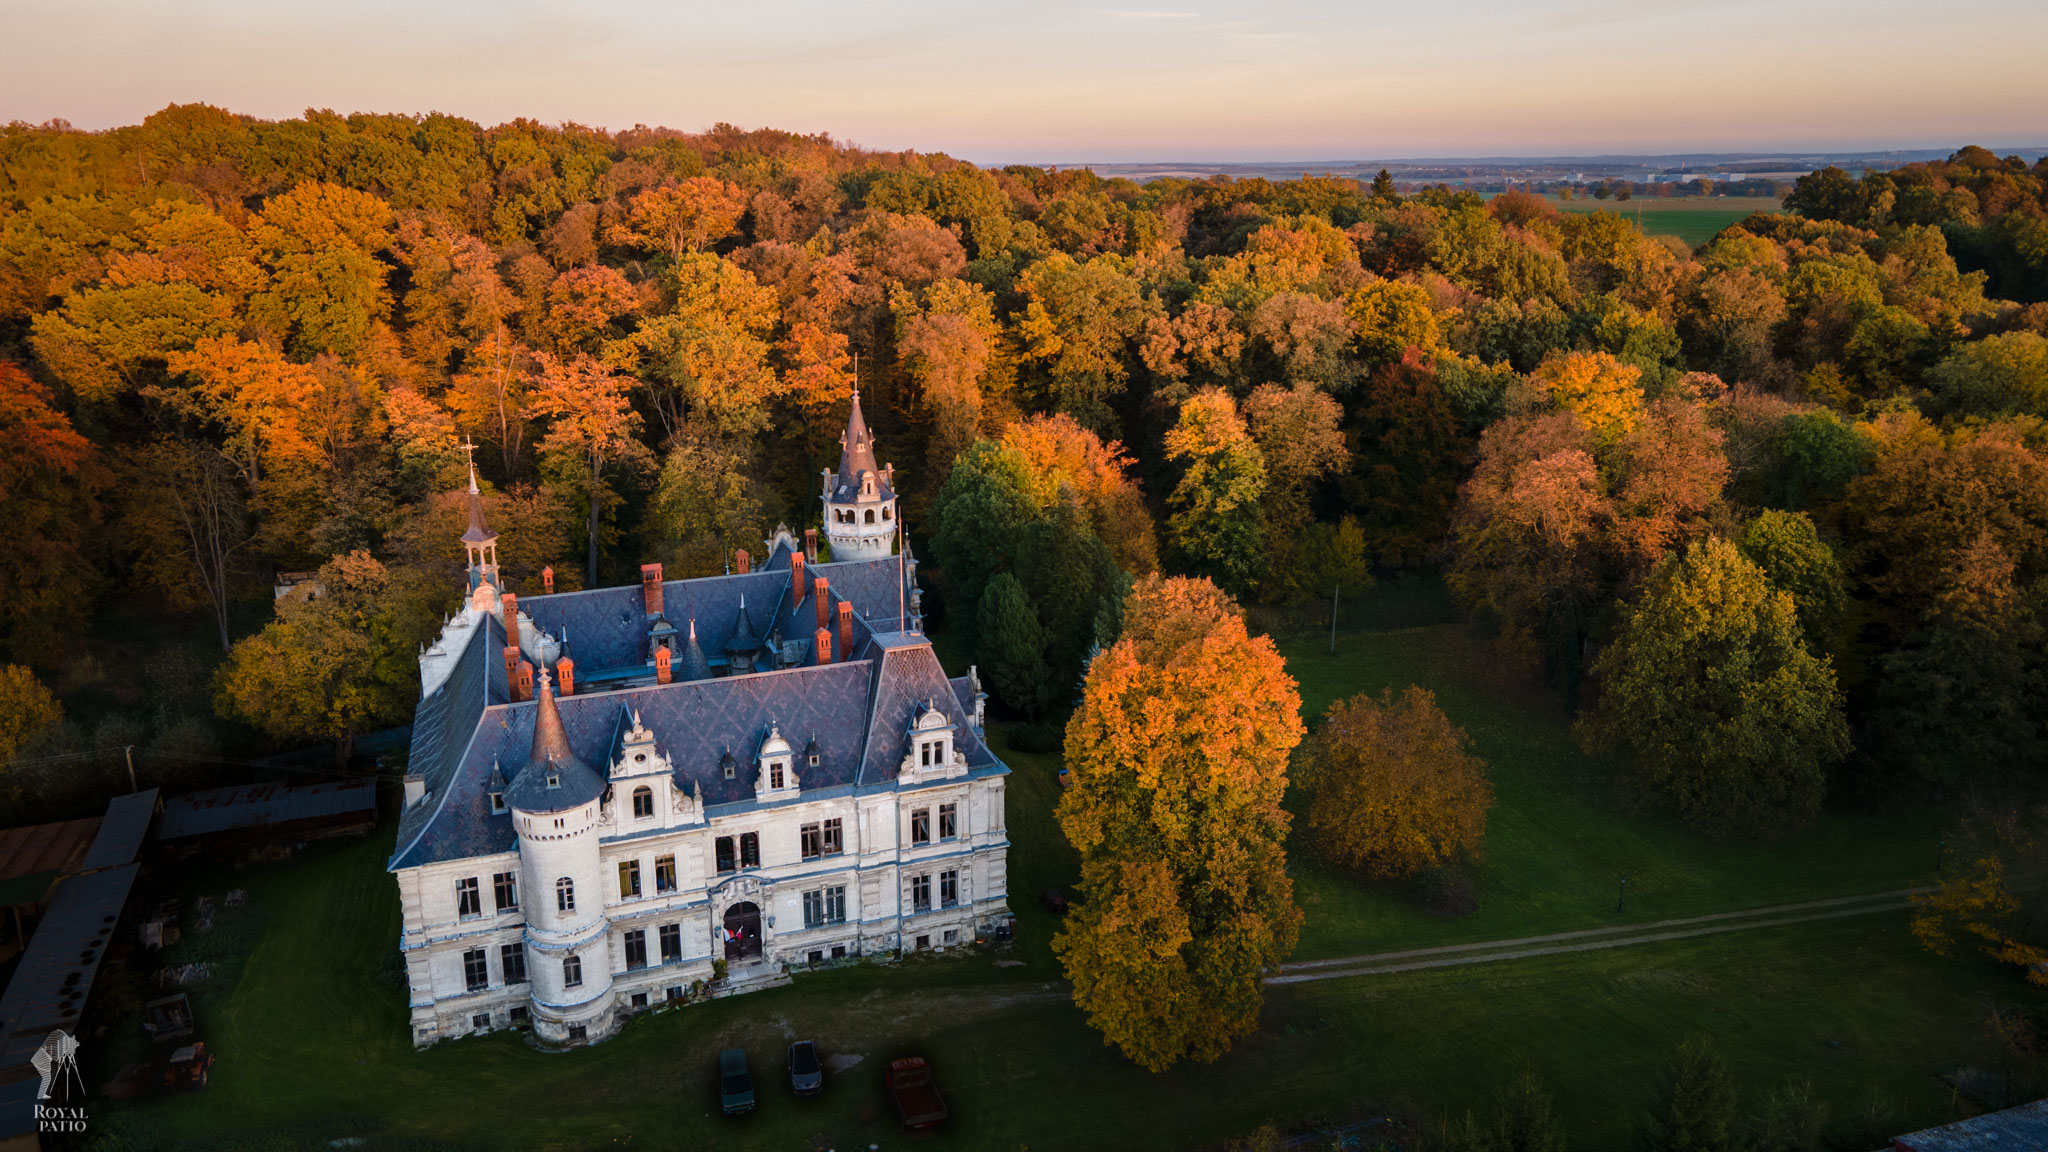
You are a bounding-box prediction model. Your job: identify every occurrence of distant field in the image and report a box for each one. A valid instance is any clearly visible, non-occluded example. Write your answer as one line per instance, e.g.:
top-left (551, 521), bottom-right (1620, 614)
top-left (1544, 194), bottom-right (1781, 247)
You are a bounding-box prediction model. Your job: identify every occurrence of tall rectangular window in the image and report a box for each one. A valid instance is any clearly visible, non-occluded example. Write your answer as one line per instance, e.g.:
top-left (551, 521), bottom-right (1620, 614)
top-left (803, 889), bottom-right (826, 928)
top-left (801, 822), bottom-right (823, 861)
top-left (655, 855), bottom-right (676, 893)
top-left (770, 762), bottom-right (785, 789)
top-left (501, 942), bottom-right (527, 985)
top-left (822, 818), bottom-right (843, 855)
top-left (740, 831), bottom-right (760, 868)
top-left (659, 923), bottom-right (681, 963)
top-left (618, 859), bottom-right (641, 899)
top-left (563, 954), bottom-right (583, 989)
top-left (624, 929), bottom-right (647, 970)
top-left (456, 877), bottom-right (481, 918)
top-left (911, 874), bottom-right (931, 913)
top-left (939, 803), bottom-right (957, 840)
top-left (911, 809), bottom-right (930, 845)
top-left (556, 877), bottom-right (575, 913)
top-left (463, 947), bottom-right (488, 991)
top-left (941, 869), bottom-right (959, 908)
top-left (715, 836), bottom-right (735, 873)
top-left (826, 884), bottom-right (846, 924)
top-left (493, 871), bottom-right (518, 912)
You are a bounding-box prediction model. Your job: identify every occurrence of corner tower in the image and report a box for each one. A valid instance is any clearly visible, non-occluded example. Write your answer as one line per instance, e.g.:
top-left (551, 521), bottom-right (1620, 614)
top-left (820, 390), bottom-right (897, 559)
top-left (508, 671), bottom-right (615, 1046)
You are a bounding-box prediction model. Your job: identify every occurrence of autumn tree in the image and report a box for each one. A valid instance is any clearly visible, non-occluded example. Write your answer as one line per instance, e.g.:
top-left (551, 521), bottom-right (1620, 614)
top-left (929, 440), bottom-right (1039, 646)
top-left (1016, 252), bottom-right (1155, 426)
top-left (1298, 687), bottom-right (1493, 878)
top-left (1529, 351), bottom-right (1643, 445)
top-left (525, 351), bottom-right (653, 584)
top-left (893, 278), bottom-right (1002, 471)
top-left (1054, 576), bottom-right (1303, 1071)
top-left (0, 362), bottom-right (107, 664)
top-left (1736, 509), bottom-right (1847, 648)
top-left (216, 551), bottom-right (432, 766)
top-left (1583, 538), bottom-right (1848, 837)
top-left (611, 253), bottom-right (782, 438)
top-left (1000, 414), bottom-right (1157, 575)
top-left (1243, 380), bottom-right (1346, 546)
top-left (1912, 791), bottom-right (2048, 985)
top-left (119, 440), bottom-right (254, 651)
top-left (1164, 389), bottom-right (1267, 595)
top-left (608, 177), bottom-right (749, 259)
top-left (0, 665), bottom-right (62, 764)
top-left (643, 436), bottom-right (765, 579)
top-left (1343, 351), bottom-right (1468, 567)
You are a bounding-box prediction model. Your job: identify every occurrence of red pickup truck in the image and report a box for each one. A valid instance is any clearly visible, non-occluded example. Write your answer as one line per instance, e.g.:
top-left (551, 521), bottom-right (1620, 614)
top-left (885, 1056), bottom-right (948, 1129)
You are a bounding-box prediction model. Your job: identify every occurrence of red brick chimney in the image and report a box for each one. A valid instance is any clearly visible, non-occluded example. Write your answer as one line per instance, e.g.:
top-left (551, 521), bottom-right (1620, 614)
top-left (501, 592), bottom-right (520, 652)
top-left (735, 548), bottom-right (751, 574)
top-left (640, 563), bottom-right (664, 617)
top-left (542, 566), bottom-right (554, 594)
top-left (815, 626), bottom-right (832, 665)
top-left (556, 656), bottom-right (574, 696)
top-left (836, 601), bottom-right (853, 662)
top-left (814, 578), bottom-right (830, 629)
top-left (804, 528), bottom-right (817, 562)
top-left (791, 551), bottom-right (807, 607)
top-left (504, 646), bottom-right (523, 700)
top-left (654, 646), bottom-right (672, 684)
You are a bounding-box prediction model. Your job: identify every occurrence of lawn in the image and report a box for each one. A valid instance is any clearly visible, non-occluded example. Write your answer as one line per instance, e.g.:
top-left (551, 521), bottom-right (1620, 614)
top-left (82, 577), bottom-right (2043, 1150)
top-left (1546, 194), bottom-right (1780, 247)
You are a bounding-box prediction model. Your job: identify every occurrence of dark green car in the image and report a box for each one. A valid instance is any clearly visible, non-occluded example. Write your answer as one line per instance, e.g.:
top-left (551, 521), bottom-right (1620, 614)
top-left (718, 1048), bottom-right (755, 1115)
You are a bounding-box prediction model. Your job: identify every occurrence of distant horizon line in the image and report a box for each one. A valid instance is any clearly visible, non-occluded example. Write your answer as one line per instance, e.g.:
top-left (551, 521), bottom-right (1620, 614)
top-left (984, 146), bottom-right (2048, 170)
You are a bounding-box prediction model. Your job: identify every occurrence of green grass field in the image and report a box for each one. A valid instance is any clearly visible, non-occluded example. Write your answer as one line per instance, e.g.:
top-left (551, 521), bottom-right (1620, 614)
top-left (86, 579), bottom-right (2044, 1151)
top-left (1546, 194), bottom-right (1780, 247)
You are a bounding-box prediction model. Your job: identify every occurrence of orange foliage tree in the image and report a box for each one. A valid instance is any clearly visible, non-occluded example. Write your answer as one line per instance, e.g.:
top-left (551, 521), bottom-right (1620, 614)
top-left (1053, 576), bottom-right (1303, 1071)
top-left (1298, 687), bottom-right (1493, 878)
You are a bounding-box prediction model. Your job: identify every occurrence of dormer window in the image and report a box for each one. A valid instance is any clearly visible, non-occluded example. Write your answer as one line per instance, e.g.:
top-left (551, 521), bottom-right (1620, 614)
top-left (770, 762), bottom-right (785, 789)
top-left (720, 750), bottom-right (737, 780)
top-left (755, 723), bottom-right (799, 799)
top-left (545, 769), bottom-right (561, 789)
top-left (632, 786), bottom-right (653, 819)
top-left (490, 791), bottom-right (506, 814)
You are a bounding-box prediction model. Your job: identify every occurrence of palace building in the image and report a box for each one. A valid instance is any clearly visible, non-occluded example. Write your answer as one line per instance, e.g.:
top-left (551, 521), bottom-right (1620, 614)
top-left (387, 395), bottom-right (1012, 1048)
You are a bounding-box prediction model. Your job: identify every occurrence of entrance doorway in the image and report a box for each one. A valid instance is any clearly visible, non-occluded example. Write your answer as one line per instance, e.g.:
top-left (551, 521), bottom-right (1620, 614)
top-left (721, 902), bottom-right (762, 961)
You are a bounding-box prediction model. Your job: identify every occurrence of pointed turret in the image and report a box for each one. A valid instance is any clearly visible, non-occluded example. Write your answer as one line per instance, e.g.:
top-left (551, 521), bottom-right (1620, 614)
top-left (724, 595), bottom-right (761, 675)
top-left (505, 670), bottom-right (605, 814)
top-left (680, 618), bottom-right (713, 682)
top-left (820, 389), bottom-right (900, 560)
top-left (459, 446), bottom-right (500, 587)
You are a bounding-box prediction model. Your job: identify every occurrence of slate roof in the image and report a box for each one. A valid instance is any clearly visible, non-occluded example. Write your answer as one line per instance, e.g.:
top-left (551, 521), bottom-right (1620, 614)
top-left (156, 781), bottom-right (372, 840)
top-left (388, 610), bottom-right (510, 869)
top-left (504, 673), bottom-right (607, 815)
top-left (1894, 1098), bottom-right (2048, 1150)
top-left (830, 392), bottom-right (894, 503)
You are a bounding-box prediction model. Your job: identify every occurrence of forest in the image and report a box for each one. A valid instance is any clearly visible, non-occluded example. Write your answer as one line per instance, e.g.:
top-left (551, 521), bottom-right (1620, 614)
top-left (3, 108), bottom-right (2048, 1016)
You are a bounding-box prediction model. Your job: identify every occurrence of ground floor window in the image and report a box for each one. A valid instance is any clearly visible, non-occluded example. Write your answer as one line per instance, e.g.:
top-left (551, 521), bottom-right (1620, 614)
top-left (564, 954), bottom-right (583, 988)
top-left (630, 992), bottom-right (648, 1008)
top-left (568, 1024), bottom-right (587, 1041)
top-left (666, 985), bottom-right (684, 1002)
top-left (944, 929), bottom-right (959, 946)
top-left (803, 885), bottom-right (848, 928)
top-left (915, 934), bottom-right (930, 950)
top-left (940, 869), bottom-right (959, 909)
top-left (501, 942), bottom-right (527, 985)
top-left (624, 929), bottom-right (647, 970)
top-left (472, 1012), bottom-right (490, 1030)
top-left (832, 944), bottom-right (847, 959)
top-left (911, 874), bottom-right (931, 913)
top-left (463, 947), bottom-right (488, 992)
top-left (659, 922), bottom-right (682, 962)
top-left (509, 1005), bottom-right (530, 1027)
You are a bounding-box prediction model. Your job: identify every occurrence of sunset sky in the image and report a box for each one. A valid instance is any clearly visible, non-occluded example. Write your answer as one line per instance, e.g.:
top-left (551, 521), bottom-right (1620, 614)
top-left (6, 0), bottom-right (2045, 161)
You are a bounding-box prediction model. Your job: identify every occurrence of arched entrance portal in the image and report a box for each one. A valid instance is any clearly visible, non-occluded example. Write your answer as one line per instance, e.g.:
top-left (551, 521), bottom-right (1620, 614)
top-left (721, 902), bottom-right (762, 961)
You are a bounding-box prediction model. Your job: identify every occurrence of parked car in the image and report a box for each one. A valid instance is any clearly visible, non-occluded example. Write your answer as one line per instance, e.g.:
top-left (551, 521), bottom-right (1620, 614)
top-left (885, 1056), bottom-right (948, 1129)
top-left (787, 1040), bottom-right (823, 1096)
top-left (718, 1048), bottom-right (755, 1115)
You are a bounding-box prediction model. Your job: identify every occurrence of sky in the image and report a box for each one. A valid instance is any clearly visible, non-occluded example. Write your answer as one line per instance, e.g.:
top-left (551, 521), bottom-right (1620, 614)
top-left (4, 0), bottom-right (2045, 163)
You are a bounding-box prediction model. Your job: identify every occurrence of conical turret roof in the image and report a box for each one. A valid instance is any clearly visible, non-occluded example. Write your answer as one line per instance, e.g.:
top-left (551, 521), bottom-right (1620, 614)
top-left (460, 461), bottom-right (497, 545)
top-left (505, 671), bottom-right (605, 814)
top-left (724, 594), bottom-right (761, 656)
top-left (680, 618), bottom-right (713, 681)
top-left (829, 390), bottom-right (894, 502)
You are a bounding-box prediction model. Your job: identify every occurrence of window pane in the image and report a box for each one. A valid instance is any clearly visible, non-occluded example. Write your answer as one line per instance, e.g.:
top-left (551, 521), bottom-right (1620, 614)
top-left (741, 832), bottom-right (759, 868)
top-left (656, 856), bottom-right (675, 893)
top-left (659, 923), bottom-right (681, 962)
top-left (715, 837), bottom-right (735, 872)
top-left (911, 810), bottom-right (929, 844)
top-left (823, 818), bottom-right (843, 855)
top-left (495, 872), bottom-right (518, 911)
top-left (940, 803), bottom-right (957, 839)
top-left (625, 929), bottom-right (647, 970)
top-left (502, 943), bottom-right (526, 984)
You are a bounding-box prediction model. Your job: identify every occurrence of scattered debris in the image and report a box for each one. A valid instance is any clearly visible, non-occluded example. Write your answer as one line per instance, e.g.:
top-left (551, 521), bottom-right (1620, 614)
top-left (195, 896), bottom-right (215, 931)
top-left (824, 1052), bottom-right (865, 1074)
top-left (225, 889), bottom-right (247, 907)
top-left (153, 963), bottom-right (209, 988)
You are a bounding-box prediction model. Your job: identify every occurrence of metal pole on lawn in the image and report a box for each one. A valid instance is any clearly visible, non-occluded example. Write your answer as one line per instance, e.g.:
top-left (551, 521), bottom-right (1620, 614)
top-left (1617, 876), bottom-right (1628, 914)
top-left (1329, 584), bottom-right (1339, 655)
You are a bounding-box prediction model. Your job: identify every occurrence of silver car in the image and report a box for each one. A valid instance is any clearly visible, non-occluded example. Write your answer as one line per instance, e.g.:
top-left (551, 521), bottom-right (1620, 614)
top-left (787, 1040), bottom-right (823, 1096)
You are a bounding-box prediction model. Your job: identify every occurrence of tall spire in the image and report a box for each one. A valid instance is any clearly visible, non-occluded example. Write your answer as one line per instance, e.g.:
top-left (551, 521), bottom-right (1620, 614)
top-left (835, 389), bottom-right (883, 493)
top-left (503, 668), bottom-right (605, 814)
top-left (459, 439), bottom-right (499, 585)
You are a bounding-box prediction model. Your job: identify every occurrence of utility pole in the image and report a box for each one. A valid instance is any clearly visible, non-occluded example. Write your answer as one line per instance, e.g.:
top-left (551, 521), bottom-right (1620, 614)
top-left (1616, 876), bottom-right (1628, 915)
top-left (124, 745), bottom-right (138, 793)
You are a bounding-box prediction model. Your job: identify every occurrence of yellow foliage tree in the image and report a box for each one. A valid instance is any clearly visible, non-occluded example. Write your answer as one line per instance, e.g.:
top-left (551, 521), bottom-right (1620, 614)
top-left (1054, 575), bottom-right (1303, 1071)
top-left (1298, 687), bottom-right (1493, 878)
top-left (1530, 351), bottom-right (1644, 444)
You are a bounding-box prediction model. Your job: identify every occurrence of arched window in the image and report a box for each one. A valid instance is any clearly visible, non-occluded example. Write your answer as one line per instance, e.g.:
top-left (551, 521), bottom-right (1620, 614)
top-left (882, 505), bottom-right (892, 520)
top-left (632, 786), bottom-right (653, 818)
top-left (864, 509), bottom-right (876, 524)
top-left (563, 953), bottom-right (583, 988)
top-left (556, 877), bottom-right (575, 914)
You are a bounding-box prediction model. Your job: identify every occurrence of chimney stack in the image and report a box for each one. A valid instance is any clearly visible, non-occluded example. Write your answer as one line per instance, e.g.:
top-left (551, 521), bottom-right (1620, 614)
top-left (504, 646), bottom-right (524, 701)
top-left (640, 563), bottom-right (664, 617)
top-left (515, 658), bottom-right (534, 702)
top-left (791, 550), bottom-right (807, 607)
top-left (814, 578), bottom-right (830, 628)
top-left (654, 646), bottom-right (672, 684)
top-left (542, 566), bottom-right (554, 594)
top-left (804, 528), bottom-right (817, 561)
top-left (501, 593), bottom-right (520, 653)
top-left (556, 656), bottom-right (574, 696)
top-left (815, 626), bottom-right (832, 665)
top-left (735, 548), bottom-right (751, 574)
top-left (836, 601), bottom-right (853, 662)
